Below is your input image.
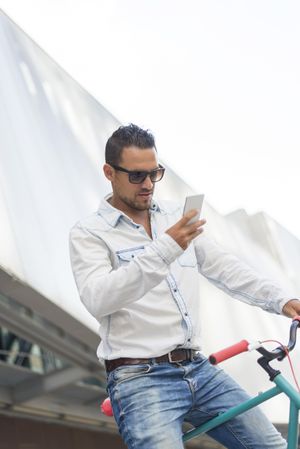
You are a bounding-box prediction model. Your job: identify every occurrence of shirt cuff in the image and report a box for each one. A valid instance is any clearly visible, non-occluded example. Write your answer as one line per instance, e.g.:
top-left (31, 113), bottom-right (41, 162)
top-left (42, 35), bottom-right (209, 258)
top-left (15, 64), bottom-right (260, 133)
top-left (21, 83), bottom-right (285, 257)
top-left (152, 233), bottom-right (184, 265)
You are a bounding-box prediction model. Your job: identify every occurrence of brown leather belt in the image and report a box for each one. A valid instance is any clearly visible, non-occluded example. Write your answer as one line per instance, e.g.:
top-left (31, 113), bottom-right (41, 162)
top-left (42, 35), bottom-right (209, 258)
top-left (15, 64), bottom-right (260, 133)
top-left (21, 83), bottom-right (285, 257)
top-left (105, 348), bottom-right (198, 373)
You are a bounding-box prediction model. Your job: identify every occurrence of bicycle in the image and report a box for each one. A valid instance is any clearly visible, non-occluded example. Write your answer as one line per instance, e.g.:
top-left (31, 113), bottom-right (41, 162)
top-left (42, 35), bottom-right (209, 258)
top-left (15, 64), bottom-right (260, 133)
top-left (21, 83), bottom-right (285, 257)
top-left (102, 316), bottom-right (300, 448)
top-left (183, 315), bottom-right (300, 448)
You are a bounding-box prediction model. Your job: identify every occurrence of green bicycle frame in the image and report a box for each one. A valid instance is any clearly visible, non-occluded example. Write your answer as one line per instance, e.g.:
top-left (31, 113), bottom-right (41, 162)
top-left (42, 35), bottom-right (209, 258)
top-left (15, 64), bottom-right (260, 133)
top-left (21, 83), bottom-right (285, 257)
top-left (183, 373), bottom-right (300, 449)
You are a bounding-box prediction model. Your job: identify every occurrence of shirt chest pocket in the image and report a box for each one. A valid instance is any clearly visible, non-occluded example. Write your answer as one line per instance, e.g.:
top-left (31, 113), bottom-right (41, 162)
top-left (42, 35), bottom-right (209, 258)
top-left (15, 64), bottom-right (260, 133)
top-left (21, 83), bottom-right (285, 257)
top-left (177, 245), bottom-right (197, 267)
top-left (116, 246), bottom-right (145, 265)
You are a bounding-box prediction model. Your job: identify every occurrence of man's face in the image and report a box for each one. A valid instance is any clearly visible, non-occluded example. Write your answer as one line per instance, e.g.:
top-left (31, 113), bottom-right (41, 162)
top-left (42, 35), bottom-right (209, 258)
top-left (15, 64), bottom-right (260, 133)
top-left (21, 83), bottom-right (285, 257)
top-left (108, 146), bottom-right (159, 212)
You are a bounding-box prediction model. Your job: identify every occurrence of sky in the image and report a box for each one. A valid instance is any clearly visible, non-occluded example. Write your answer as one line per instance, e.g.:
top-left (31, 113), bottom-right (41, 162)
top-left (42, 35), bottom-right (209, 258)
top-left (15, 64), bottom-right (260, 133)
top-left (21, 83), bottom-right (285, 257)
top-left (1, 0), bottom-right (300, 238)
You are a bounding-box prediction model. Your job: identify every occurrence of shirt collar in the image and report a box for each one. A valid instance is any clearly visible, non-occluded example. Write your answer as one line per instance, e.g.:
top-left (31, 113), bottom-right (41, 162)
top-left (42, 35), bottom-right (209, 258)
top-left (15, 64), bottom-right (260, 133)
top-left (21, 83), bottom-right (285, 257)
top-left (97, 193), bottom-right (161, 228)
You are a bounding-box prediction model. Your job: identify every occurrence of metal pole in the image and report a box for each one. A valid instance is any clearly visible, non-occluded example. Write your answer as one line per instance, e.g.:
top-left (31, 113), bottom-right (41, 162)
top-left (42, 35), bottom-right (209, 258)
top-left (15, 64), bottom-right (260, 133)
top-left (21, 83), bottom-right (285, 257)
top-left (287, 401), bottom-right (299, 449)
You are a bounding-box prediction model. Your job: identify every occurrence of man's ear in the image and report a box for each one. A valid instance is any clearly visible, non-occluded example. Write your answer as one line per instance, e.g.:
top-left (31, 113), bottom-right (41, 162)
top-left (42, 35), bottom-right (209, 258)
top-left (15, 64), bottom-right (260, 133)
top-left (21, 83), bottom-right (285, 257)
top-left (103, 164), bottom-right (114, 181)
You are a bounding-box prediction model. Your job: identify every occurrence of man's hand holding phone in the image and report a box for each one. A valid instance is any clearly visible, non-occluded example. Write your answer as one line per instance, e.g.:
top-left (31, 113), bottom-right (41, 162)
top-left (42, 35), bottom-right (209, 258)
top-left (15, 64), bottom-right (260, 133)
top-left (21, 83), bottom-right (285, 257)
top-left (166, 211), bottom-right (206, 250)
top-left (166, 195), bottom-right (206, 250)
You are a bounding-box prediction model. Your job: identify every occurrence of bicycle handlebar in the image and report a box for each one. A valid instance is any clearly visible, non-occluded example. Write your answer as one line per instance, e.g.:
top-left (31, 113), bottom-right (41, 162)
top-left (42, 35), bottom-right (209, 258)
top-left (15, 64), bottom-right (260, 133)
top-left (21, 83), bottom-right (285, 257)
top-left (209, 339), bottom-right (249, 365)
top-left (209, 316), bottom-right (300, 366)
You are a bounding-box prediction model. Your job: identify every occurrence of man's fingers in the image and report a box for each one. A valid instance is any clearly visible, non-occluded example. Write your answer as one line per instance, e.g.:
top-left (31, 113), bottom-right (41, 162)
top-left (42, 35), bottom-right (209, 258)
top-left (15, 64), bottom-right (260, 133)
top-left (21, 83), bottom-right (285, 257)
top-left (181, 209), bottom-right (199, 224)
top-left (166, 213), bottom-right (206, 250)
top-left (191, 227), bottom-right (204, 239)
top-left (185, 223), bottom-right (205, 243)
top-left (186, 218), bottom-right (206, 232)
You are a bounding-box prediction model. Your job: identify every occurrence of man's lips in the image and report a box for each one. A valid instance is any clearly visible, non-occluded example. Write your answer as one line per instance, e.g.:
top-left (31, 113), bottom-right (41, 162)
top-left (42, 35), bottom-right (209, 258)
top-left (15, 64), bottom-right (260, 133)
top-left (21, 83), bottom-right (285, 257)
top-left (138, 192), bottom-right (153, 197)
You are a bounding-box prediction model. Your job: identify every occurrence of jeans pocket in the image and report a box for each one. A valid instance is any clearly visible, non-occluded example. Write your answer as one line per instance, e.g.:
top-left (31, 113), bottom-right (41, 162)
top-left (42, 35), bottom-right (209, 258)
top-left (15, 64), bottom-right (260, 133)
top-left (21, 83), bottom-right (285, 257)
top-left (112, 363), bottom-right (151, 385)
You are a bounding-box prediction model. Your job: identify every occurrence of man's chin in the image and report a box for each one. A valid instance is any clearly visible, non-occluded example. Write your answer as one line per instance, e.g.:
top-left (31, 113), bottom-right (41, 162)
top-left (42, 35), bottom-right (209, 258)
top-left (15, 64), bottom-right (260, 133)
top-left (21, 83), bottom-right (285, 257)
top-left (133, 194), bottom-right (152, 209)
top-left (132, 199), bottom-right (151, 211)
top-left (133, 203), bottom-right (151, 211)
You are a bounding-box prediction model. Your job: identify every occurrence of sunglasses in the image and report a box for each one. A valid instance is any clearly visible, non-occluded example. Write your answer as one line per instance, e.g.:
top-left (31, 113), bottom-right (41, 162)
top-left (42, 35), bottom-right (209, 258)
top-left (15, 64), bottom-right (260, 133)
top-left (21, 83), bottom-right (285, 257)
top-left (110, 164), bottom-right (165, 184)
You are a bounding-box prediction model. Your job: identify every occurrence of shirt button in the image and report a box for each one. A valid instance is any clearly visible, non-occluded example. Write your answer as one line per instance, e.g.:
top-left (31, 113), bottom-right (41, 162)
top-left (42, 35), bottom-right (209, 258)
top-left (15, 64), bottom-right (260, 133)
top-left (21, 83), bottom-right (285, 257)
top-left (188, 339), bottom-right (191, 342)
top-left (173, 289), bottom-right (177, 292)
top-left (184, 313), bottom-right (188, 316)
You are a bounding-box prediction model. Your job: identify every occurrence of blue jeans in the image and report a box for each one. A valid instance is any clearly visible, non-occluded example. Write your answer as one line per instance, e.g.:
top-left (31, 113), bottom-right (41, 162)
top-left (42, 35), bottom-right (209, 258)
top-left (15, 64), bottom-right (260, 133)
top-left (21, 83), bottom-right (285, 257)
top-left (107, 353), bottom-right (287, 449)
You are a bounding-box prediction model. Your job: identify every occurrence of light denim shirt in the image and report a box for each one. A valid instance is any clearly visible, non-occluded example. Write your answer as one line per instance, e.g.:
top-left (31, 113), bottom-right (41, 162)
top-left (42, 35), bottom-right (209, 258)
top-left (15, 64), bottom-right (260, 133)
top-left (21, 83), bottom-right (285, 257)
top-left (69, 194), bottom-right (291, 361)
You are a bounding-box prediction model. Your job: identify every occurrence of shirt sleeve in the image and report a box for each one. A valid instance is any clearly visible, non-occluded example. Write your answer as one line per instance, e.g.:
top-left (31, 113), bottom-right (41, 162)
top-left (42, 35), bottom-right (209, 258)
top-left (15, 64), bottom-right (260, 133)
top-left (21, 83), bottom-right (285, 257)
top-left (194, 234), bottom-right (294, 314)
top-left (69, 224), bottom-right (183, 320)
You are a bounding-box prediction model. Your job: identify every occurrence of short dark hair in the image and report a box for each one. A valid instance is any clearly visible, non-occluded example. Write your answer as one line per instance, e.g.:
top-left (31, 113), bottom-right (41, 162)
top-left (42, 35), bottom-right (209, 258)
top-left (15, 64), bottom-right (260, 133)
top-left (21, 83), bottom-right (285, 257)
top-left (105, 123), bottom-right (156, 166)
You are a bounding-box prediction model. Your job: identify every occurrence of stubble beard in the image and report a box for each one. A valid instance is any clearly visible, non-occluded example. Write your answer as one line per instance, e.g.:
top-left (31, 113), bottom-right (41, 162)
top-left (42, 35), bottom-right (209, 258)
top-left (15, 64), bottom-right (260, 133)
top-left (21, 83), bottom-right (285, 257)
top-left (124, 197), bottom-right (150, 211)
top-left (120, 192), bottom-right (153, 212)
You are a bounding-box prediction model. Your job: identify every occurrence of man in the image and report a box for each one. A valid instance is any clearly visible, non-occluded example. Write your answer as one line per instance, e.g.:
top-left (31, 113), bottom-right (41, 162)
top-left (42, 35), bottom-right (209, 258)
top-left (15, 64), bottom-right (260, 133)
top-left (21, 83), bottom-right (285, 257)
top-left (69, 123), bottom-right (300, 449)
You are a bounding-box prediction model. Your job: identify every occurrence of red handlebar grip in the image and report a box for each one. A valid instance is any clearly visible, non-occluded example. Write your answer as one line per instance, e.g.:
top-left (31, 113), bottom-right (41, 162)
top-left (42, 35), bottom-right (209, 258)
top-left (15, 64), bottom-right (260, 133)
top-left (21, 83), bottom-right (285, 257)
top-left (101, 397), bottom-right (113, 416)
top-left (209, 339), bottom-right (249, 365)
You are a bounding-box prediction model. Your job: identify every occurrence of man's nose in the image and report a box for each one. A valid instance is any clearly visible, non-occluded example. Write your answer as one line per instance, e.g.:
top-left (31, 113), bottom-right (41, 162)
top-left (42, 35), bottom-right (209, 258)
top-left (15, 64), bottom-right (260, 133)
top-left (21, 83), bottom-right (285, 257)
top-left (141, 175), bottom-right (153, 190)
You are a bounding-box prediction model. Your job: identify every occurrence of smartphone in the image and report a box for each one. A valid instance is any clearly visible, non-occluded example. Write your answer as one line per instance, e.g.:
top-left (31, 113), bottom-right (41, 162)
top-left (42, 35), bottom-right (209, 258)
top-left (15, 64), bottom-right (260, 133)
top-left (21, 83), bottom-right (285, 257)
top-left (183, 194), bottom-right (205, 224)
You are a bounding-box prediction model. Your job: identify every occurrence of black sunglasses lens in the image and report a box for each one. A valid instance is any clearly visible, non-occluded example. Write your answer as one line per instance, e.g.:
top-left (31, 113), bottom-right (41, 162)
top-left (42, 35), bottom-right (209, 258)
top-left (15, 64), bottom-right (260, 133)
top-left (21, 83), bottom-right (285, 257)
top-left (128, 167), bottom-right (165, 183)
top-left (150, 168), bottom-right (165, 182)
top-left (129, 172), bottom-right (147, 183)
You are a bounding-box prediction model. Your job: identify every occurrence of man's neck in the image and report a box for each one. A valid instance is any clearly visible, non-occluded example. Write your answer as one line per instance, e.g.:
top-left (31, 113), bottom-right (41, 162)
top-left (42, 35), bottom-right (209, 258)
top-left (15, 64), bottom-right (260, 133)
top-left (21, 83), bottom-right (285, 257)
top-left (108, 196), bottom-right (152, 239)
top-left (108, 196), bottom-right (150, 224)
